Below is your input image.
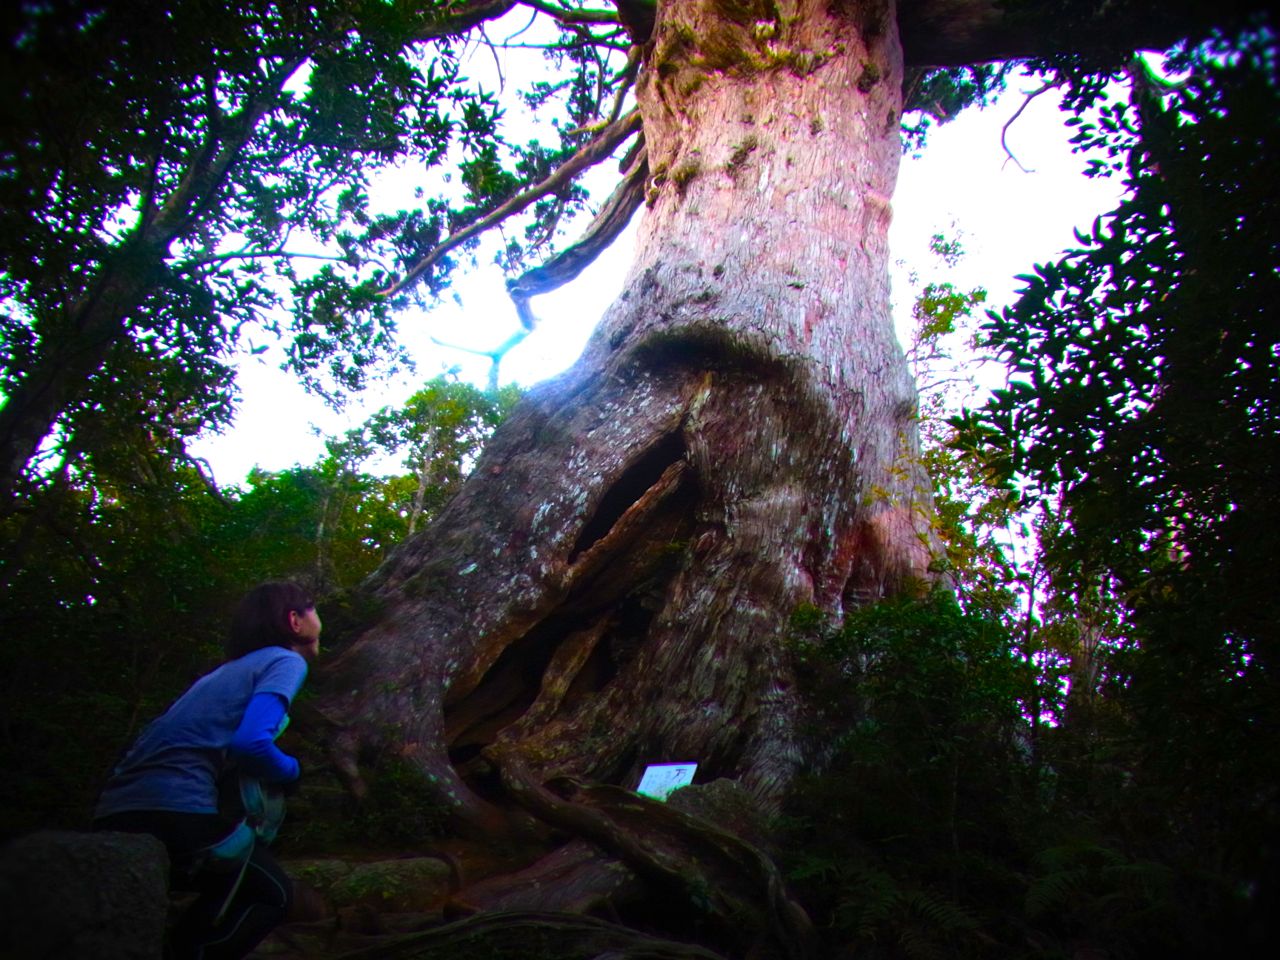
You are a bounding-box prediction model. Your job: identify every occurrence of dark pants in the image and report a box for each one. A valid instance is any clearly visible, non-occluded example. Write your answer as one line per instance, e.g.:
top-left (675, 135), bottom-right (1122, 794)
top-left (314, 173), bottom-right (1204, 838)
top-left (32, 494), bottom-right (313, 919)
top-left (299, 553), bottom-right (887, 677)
top-left (94, 810), bottom-right (292, 960)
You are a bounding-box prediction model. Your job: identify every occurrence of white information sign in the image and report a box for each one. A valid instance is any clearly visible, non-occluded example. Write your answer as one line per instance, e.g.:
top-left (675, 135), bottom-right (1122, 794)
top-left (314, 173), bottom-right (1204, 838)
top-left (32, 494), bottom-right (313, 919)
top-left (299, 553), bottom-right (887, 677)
top-left (636, 762), bottom-right (698, 801)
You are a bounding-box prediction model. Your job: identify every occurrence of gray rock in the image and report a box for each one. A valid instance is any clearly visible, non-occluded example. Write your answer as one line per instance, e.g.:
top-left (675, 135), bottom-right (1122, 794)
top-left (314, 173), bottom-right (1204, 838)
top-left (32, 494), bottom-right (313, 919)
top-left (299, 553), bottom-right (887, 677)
top-left (0, 830), bottom-right (168, 960)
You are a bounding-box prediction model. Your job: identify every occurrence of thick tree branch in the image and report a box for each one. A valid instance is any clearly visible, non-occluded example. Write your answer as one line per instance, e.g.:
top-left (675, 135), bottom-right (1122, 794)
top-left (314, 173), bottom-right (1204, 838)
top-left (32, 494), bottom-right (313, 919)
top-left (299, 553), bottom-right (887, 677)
top-left (405, 0), bottom-right (521, 42)
top-left (898, 0), bottom-right (1269, 66)
top-left (518, 0), bottom-right (620, 26)
top-left (430, 148), bottom-right (644, 391)
top-left (379, 109), bottom-right (642, 299)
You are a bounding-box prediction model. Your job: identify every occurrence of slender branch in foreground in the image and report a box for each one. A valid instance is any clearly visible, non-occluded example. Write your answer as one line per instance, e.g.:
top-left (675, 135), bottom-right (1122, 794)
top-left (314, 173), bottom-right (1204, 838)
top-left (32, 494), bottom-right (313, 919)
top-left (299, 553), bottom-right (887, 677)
top-left (173, 249), bottom-right (350, 271)
top-left (503, 8), bottom-right (541, 44)
top-left (479, 23), bottom-right (507, 92)
top-left (606, 45), bottom-right (641, 125)
top-left (378, 109), bottom-right (642, 298)
top-left (1001, 80), bottom-right (1058, 173)
top-left (489, 36), bottom-right (631, 51)
top-left (181, 452), bottom-right (232, 505)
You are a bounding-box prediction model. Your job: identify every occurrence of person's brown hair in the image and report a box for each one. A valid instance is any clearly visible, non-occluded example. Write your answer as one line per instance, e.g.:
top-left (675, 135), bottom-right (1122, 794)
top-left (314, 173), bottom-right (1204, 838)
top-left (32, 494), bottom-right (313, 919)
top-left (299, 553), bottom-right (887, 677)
top-left (226, 581), bottom-right (315, 659)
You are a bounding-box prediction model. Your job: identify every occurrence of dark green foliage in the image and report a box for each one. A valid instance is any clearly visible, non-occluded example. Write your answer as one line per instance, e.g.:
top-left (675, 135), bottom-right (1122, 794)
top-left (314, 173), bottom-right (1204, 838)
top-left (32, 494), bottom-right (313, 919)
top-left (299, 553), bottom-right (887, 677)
top-left (351, 756), bottom-right (451, 846)
top-left (283, 754), bottom-right (449, 852)
top-left (782, 33), bottom-right (1280, 954)
top-left (959, 27), bottom-right (1279, 632)
top-left (0, 376), bottom-right (518, 838)
top-left (365, 377), bottom-right (522, 534)
top-left (948, 21), bottom-right (1280, 955)
top-left (957, 15), bottom-right (1280, 793)
top-left (0, 458), bottom-right (242, 835)
top-left (785, 592), bottom-right (1033, 959)
top-left (781, 587), bottom-right (1264, 958)
top-left (2, 7), bottom-right (1277, 956)
top-left (0, 0), bottom-right (454, 493)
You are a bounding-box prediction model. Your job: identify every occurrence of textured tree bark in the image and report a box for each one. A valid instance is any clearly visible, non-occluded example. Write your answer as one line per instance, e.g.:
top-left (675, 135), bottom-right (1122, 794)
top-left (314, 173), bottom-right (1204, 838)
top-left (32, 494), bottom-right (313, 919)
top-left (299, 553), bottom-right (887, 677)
top-left (323, 0), bottom-right (931, 834)
top-left (303, 1), bottom-right (1273, 951)
top-left (313, 10), bottom-right (938, 945)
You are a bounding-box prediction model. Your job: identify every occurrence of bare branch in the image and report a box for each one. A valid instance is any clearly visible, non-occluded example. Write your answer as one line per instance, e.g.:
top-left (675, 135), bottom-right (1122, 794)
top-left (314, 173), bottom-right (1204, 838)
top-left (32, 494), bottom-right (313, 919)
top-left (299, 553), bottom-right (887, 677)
top-left (1000, 80), bottom-right (1057, 173)
top-left (489, 36), bottom-right (632, 51)
top-left (379, 109), bottom-right (642, 299)
top-left (201, 71), bottom-right (222, 125)
top-left (180, 451), bottom-right (232, 505)
top-left (136, 145), bottom-right (166, 230)
top-left (478, 23), bottom-right (507, 92)
top-left (503, 9), bottom-right (541, 44)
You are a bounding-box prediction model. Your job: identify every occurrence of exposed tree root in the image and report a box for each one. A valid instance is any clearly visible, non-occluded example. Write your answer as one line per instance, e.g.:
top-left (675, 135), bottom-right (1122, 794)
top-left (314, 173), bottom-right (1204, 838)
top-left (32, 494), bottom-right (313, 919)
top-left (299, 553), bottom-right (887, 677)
top-left (445, 839), bottom-right (644, 916)
top-left (480, 751), bottom-right (817, 960)
top-left (327, 911), bottom-right (727, 960)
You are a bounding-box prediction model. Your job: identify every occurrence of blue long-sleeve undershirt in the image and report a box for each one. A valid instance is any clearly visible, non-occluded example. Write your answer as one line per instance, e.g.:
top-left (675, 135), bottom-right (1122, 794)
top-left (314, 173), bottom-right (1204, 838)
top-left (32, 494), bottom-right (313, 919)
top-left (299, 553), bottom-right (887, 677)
top-left (228, 692), bottom-right (300, 783)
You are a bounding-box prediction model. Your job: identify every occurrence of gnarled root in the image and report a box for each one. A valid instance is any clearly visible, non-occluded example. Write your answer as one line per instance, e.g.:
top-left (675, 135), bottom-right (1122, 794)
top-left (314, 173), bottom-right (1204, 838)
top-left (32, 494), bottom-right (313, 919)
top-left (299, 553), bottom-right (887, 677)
top-left (333, 911), bottom-right (727, 960)
top-left (460, 749), bottom-right (817, 960)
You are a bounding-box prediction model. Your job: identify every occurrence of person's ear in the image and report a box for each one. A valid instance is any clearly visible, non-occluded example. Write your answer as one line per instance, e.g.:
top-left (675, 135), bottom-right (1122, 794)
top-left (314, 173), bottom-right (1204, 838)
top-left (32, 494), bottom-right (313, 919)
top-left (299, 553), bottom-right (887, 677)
top-left (287, 609), bottom-right (302, 636)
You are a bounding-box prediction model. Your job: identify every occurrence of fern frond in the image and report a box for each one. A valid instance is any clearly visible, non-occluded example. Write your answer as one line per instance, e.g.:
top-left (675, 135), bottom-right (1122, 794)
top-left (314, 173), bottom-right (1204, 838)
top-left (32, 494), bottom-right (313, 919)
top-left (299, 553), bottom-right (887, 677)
top-left (905, 890), bottom-right (980, 931)
top-left (1026, 866), bottom-right (1087, 917)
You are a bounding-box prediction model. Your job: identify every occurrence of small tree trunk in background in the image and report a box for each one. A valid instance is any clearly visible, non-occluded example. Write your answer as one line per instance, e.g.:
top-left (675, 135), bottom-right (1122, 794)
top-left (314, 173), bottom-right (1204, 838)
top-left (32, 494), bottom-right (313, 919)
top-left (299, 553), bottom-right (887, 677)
top-left (321, 0), bottom-right (932, 836)
top-left (407, 458), bottom-right (432, 538)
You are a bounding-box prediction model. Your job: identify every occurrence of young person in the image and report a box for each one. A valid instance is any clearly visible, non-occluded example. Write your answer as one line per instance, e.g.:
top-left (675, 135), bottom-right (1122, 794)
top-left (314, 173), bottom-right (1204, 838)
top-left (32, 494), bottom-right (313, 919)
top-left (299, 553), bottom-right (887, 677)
top-left (94, 581), bottom-right (321, 960)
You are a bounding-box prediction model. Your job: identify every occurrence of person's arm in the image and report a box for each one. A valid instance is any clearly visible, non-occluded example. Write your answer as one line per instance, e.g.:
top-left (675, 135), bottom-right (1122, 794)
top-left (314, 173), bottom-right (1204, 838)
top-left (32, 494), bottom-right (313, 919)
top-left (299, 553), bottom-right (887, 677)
top-left (228, 692), bottom-right (300, 783)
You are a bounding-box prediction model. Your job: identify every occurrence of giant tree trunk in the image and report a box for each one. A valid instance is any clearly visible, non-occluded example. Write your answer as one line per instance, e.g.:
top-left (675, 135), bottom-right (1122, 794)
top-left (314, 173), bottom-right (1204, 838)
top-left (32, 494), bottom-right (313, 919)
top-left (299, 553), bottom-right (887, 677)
top-left (326, 0), bottom-right (927, 826)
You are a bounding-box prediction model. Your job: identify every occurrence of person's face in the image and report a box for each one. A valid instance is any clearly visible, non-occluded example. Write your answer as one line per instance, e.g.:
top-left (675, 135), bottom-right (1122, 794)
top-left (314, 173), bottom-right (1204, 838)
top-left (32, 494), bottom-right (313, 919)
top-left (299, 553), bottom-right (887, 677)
top-left (288, 605), bottom-right (322, 660)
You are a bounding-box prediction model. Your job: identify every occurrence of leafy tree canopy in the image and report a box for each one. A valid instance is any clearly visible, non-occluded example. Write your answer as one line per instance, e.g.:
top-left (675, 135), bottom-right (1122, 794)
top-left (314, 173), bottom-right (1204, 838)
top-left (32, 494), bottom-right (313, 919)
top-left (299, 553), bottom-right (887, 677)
top-left (0, 0), bottom-right (626, 504)
top-left (6, 0), bottom-right (1185, 509)
top-left (956, 22), bottom-right (1279, 657)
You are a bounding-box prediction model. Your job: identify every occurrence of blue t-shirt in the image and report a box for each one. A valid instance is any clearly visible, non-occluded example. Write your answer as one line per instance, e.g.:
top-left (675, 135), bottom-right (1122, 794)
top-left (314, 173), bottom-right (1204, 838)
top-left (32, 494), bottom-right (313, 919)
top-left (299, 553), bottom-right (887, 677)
top-left (96, 646), bottom-right (308, 817)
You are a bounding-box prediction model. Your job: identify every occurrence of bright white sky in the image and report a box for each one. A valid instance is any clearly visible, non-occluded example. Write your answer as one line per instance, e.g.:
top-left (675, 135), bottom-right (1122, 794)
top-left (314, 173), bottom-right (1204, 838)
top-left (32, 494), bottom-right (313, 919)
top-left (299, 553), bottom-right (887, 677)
top-left (190, 62), bottom-right (1125, 486)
